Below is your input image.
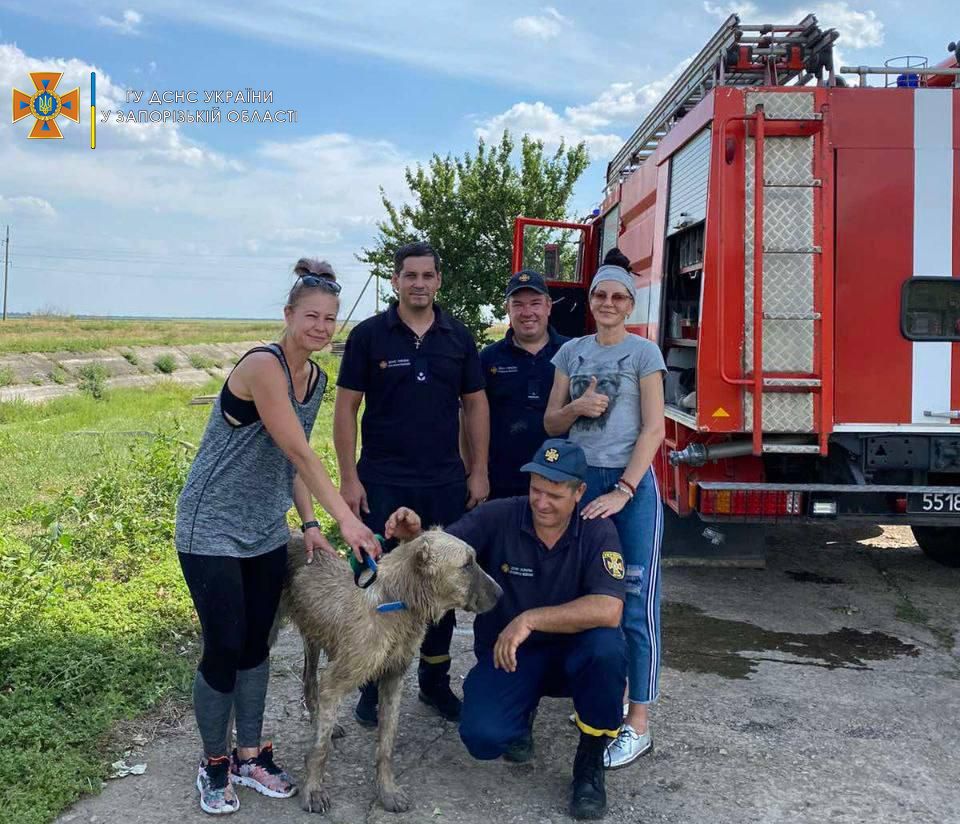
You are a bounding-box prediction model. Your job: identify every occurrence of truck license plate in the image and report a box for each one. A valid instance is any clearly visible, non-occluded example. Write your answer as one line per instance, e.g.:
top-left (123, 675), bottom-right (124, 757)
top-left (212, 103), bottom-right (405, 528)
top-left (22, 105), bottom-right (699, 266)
top-left (907, 492), bottom-right (960, 514)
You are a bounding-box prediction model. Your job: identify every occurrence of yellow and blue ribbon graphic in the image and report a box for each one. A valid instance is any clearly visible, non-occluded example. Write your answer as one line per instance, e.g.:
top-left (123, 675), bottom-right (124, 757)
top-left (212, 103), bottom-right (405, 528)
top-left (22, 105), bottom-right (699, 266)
top-left (90, 72), bottom-right (96, 149)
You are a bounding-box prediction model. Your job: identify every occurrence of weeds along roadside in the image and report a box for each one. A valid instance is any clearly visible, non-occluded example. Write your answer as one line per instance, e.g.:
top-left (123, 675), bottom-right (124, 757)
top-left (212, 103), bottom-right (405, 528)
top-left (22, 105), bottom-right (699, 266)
top-left (0, 356), bottom-right (342, 824)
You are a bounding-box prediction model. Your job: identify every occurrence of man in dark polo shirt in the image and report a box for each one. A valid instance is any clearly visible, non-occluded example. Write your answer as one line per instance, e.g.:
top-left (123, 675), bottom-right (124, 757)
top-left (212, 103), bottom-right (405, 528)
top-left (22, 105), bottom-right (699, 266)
top-left (334, 240), bottom-right (490, 725)
top-left (383, 439), bottom-right (626, 820)
top-left (479, 270), bottom-right (569, 499)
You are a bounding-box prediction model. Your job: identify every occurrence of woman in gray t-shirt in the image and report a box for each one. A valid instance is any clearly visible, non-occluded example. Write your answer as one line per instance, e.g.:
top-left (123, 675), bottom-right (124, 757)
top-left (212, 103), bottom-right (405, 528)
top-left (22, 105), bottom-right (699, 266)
top-left (545, 259), bottom-right (666, 770)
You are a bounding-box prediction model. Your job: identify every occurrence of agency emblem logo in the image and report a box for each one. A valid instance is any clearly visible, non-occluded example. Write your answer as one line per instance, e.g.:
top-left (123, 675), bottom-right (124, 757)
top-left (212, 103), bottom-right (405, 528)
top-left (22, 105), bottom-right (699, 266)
top-left (518, 273), bottom-right (531, 282)
top-left (601, 551), bottom-right (625, 580)
top-left (12, 72), bottom-right (80, 139)
top-left (544, 447), bottom-right (560, 463)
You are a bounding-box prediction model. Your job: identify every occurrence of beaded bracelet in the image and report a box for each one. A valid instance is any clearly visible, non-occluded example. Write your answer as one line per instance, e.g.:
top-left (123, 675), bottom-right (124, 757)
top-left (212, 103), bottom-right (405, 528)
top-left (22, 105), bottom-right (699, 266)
top-left (613, 482), bottom-right (634, 499)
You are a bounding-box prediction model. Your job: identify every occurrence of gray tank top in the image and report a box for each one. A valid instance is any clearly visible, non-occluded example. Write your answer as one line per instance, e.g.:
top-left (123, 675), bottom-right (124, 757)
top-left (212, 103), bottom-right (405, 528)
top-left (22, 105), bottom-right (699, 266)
top-left (175, 344), bottom-right (326, 557)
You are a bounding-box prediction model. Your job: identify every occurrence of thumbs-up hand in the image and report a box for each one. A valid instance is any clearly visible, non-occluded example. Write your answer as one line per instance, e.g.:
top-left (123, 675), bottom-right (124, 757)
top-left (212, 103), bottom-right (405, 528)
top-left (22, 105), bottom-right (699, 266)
top-left (576, 375), bottom-right (609, 418)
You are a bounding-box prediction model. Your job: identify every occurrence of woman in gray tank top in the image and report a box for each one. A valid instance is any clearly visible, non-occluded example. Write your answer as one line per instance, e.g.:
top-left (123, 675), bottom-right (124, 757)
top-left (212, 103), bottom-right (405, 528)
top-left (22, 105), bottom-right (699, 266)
top-left (545, 256), bottom-right (667, 773)
top-left (174, 259), bottom-right (379, 815)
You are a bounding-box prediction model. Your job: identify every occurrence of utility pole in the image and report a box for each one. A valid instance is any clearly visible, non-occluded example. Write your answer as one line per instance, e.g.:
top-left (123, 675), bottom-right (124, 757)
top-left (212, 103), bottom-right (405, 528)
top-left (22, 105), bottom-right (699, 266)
top-left (2, 225), bottom-right (8, 321)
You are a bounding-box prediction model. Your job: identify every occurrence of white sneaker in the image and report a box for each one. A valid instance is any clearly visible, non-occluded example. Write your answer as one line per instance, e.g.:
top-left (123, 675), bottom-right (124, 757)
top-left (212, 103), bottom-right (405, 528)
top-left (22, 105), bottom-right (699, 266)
top-left (568, 703), bottom-right (629, 726)
top-left (603, 724), bottom-right (653, 769)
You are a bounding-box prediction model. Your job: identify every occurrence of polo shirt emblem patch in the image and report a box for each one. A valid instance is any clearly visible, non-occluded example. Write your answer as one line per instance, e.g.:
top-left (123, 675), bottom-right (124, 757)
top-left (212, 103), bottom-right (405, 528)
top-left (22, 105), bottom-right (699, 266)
top-left (602, 551), bottom-right (625, 580)
top-left (544, 448), bottom-right (560, 463)
top-left (380, 358), bottom-right (412, 369)
top-left (489, 366), bottom-right (497, 375)
top-left (500, 562), bottom-right (534, 578)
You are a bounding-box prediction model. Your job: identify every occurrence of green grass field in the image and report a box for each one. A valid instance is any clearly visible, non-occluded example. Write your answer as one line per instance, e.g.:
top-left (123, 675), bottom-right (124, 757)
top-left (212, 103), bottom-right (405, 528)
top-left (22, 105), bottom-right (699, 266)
top-left (0, 316), bottom-right (285, 354)
top-left (0, 350), bottom-right (344, 824)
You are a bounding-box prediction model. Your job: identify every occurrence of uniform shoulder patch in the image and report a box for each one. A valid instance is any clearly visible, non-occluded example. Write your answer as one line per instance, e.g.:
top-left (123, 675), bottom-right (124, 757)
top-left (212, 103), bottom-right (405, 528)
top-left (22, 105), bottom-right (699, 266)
top-left (602, 551), bottom-right (625, 580)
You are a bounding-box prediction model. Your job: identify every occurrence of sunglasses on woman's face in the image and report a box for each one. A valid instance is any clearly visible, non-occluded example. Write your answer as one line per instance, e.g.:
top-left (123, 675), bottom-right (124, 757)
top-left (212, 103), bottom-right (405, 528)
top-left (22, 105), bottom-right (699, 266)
top-left (590, 290), bottom-right (632, 306)
top-left (299, 274), bottom-right (342, 295)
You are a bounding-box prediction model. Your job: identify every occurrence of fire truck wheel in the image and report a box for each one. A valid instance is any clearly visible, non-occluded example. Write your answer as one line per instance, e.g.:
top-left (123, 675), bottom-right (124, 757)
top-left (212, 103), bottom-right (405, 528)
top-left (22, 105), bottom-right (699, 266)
top-left (912, 526), bottom-right (960, 568)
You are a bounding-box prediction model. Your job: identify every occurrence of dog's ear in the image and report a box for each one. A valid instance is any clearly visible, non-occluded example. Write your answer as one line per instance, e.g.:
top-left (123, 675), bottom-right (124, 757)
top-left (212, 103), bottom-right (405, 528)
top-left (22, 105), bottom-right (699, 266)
top-left (414, 533), bottom-right (440, 577)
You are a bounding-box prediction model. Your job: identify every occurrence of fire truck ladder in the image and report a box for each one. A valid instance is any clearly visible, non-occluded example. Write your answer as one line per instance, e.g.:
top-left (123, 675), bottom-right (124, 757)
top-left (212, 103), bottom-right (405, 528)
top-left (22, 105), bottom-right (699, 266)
top-left (718, 92), bottom-right (829, 458)
top-left (607, 14), bottom-right (839, 187)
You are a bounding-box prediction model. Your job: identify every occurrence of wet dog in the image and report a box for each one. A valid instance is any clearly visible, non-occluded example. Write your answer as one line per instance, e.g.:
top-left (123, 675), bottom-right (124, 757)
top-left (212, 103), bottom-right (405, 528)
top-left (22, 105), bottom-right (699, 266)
top-left (281, 529), bottom-right (501, 814)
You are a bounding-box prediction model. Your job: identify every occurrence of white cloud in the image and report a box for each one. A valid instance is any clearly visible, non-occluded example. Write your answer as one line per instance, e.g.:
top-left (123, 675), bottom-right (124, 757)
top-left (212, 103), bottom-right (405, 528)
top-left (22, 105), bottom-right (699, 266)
top-left (475, 59), bottom-right (690, 160)
top-left (814, 3), bottom-right (883, 49)
top-left (0, 195), bottom-right (56, 219)
top-left (703, 1), bottom-right (758, 17)
top-left (1, 41), bottom-right (416, 317)
top-left (511, 7), bottom-right (570, 41)
top-left (97, 9), bottom-right (143, 36)
top-left (703, 2), bottom-right (883, 50)
top-left (476, 100), bottom-right (622, 158)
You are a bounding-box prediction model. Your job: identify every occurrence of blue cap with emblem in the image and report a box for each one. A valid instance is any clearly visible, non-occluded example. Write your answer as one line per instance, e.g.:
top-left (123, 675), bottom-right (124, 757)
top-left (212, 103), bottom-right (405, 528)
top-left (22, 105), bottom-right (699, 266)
top-left (505, 269), bottom-right (550, 299)
top-left (520, 438), bottom-right (588, 484)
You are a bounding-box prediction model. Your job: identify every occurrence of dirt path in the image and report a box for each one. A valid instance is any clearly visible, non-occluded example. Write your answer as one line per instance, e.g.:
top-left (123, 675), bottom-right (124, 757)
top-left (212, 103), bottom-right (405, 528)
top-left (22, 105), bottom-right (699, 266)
top-left (57, 524), bottom-right (960, 824)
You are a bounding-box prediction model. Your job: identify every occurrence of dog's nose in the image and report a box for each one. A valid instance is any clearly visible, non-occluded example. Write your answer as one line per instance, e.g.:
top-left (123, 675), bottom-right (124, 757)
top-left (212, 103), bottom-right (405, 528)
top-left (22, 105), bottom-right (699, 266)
top-left (477, 578), bottom-right (503, 612)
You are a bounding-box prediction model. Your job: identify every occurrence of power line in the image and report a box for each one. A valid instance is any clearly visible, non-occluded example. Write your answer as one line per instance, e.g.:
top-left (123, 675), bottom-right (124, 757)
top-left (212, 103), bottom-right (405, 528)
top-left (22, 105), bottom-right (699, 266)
top-left (12, 245), bottom-right (297, 262)
top-left (11, 263), bottom-right (276, 283)
top-left (13, 240), bottom-right (373, 265)
top-left (10, 262), bottom-right (377, 289)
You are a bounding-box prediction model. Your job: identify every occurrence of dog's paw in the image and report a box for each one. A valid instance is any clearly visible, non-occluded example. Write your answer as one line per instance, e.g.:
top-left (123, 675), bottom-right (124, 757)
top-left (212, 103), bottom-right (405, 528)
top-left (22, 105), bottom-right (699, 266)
top-left (379, 786), bottom-right (411, 813)
top-left (331, 722), bottom-right (346, 739)
top-left (301, 782), bottom-right (332, 814)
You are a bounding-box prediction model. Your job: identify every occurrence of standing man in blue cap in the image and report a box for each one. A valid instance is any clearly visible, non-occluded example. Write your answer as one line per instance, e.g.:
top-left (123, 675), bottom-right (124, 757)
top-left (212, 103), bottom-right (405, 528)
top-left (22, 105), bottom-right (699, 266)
top-left (478, 270), bottom-right (569, 499)
top-left (384, 439), bottom-right (627, 821)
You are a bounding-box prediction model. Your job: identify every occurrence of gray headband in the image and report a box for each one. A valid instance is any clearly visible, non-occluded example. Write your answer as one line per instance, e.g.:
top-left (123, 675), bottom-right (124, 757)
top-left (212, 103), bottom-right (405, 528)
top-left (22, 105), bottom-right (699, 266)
top-left (589, 265), bottom-right (636, 302)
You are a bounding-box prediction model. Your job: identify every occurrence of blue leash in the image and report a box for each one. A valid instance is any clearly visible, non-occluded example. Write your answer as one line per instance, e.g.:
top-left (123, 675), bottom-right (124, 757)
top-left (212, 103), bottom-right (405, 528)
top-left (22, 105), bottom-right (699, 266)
top-left (348, 538), bottom-right (407, 612)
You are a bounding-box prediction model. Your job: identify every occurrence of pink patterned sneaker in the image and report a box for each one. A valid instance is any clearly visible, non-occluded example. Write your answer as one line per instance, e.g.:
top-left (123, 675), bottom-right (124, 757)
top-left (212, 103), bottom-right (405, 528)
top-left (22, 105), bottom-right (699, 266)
top-left (196, 756), bottom-right (240, 814)
top-left (230, 743), bottom-right (297, 798)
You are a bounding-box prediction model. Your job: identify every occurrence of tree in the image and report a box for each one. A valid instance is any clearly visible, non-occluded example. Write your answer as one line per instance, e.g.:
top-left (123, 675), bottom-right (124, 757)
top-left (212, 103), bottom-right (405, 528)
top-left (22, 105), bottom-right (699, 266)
top-left (360, 131), bottom-right (590, 345)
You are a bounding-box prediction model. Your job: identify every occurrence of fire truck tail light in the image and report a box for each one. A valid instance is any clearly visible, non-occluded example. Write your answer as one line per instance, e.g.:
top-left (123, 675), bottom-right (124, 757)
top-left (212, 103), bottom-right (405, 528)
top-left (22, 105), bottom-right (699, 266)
top-left (811, 500), bottom-right (838, 516)
top-left (700, 489), bottom-right (804, 516)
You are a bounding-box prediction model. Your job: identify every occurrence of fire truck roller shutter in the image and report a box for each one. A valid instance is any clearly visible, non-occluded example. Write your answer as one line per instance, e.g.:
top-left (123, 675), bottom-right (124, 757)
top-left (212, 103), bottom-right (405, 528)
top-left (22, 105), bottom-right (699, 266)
top-left (910, 89), bottom-right (955, 426)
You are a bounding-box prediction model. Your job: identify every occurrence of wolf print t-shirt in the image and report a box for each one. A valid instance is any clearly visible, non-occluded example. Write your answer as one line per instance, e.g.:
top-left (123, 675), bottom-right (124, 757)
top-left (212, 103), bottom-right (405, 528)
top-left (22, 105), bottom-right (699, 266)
top-left (551, 334), bottom-right (666, 468)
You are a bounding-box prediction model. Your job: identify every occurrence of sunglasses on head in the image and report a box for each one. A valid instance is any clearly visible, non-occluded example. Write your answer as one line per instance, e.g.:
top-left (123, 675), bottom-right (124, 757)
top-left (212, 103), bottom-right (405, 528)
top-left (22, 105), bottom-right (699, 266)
top-left (298, 273), bottom-right (342, 295)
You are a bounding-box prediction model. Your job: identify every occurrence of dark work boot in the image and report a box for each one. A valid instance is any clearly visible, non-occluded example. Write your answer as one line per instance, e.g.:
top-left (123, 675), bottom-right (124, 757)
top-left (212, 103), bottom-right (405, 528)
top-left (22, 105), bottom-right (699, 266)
top-left (417, 659), bottom-right (461, 722)
top-left (503, 708), bottom-right (537, 764)
top-left (354, 681), bottom-right (379, 727)
top-left (570, 733), bottom-right (608, 820)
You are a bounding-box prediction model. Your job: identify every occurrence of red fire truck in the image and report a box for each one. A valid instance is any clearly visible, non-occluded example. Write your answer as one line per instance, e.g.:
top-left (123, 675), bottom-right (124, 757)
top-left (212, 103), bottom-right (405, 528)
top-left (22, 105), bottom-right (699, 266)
top-left (512, 15), bottom-right (960, 565)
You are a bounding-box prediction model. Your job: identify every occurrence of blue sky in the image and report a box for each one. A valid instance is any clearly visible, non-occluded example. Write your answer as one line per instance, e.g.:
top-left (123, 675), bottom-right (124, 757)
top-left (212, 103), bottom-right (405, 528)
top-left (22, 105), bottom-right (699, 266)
top-left (0, 0), bottom-right (954, 319)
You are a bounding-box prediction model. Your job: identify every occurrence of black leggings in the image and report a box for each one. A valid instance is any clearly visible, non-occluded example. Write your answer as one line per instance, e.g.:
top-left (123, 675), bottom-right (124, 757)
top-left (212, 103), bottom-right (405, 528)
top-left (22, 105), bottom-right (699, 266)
top-left (178, 544), bottom-right (287, 694)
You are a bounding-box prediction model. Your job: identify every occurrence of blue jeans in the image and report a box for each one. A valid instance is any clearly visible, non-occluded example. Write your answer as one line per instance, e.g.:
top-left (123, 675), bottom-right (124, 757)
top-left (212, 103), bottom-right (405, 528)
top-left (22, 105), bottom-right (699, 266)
top-left (582, 466), bottom-right (663, 704)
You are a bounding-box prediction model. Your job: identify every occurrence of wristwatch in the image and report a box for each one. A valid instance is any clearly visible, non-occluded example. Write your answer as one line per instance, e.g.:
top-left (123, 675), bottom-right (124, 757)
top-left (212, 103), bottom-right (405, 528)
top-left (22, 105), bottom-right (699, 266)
top-left (301, 520), bottom-right (321, 532)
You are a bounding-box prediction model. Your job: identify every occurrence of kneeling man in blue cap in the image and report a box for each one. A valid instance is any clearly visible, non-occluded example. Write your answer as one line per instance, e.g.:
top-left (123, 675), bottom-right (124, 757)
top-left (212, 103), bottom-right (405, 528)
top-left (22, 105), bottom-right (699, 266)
top-left (384, 439), bottom-right (626, 820)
